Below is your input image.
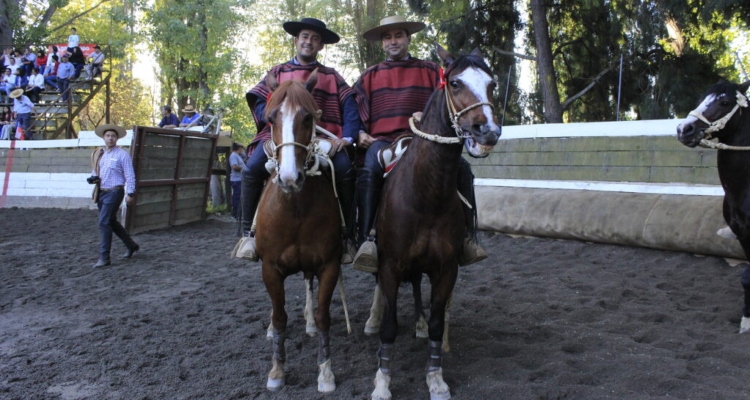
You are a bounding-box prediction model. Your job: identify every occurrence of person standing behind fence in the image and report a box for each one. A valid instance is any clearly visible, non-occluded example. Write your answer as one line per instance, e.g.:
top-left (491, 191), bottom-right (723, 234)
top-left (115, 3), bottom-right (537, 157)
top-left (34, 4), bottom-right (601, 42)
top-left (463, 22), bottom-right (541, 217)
top-left (9, 88), bottom-right (34, 140)
top-left (229, 143), bottom-right (245, 221)
top-left (87, 124), bottom-right (139, 269)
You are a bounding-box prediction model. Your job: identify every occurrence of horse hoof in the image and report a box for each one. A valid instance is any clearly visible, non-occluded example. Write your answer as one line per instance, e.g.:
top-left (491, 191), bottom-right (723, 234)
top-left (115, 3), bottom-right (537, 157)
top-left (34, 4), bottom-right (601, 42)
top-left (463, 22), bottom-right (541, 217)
top-left (364, 324), bottom-right (380, 336)
top-left (318, 380), bottom-right (336, 393)
top-left (430, 391), bottom-right (451, 400)
top-left (307, 326), bottom-right (318, 337)
top-left (426, 369), bottom-right (451, 400)
top-left (740, 316), bottom-right (750, 333)
top-left (266, 377), bottom-right (285, 391)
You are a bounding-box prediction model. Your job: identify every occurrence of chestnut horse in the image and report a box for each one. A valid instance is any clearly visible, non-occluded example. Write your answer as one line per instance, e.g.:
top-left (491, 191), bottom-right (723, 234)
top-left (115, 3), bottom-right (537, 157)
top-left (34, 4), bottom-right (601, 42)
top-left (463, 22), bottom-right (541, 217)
top-left (254, 70), bottom-right (342, 393)
top-left (677, 79), bottom-right (750, 333)
top-left (371, 45), bottom-right (501, 400)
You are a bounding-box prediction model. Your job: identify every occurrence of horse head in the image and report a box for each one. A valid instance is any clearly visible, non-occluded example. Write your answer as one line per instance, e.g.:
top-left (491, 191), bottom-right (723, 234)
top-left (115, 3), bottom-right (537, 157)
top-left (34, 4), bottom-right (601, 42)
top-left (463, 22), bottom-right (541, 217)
top-left (265, 69), bottom-right (321, 192)
top-left (677, 79), bottom-right (750, 147)
top-left (436, 44), bottom-right (501, 158)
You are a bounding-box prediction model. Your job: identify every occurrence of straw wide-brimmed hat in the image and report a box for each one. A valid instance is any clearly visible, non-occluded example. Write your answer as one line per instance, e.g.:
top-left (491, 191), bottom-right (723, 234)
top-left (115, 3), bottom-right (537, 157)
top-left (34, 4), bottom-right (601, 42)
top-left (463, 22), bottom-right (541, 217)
top-left (9, 88), bottom-right (24, 99)
top-left (283, 17), bottom-right (340, 44)
top-left (95, 123), bottom-right (127, 139)
top-left (182, 105), bottom-right (197, 113)
top-left (363, 16), bottom-right (426, 41)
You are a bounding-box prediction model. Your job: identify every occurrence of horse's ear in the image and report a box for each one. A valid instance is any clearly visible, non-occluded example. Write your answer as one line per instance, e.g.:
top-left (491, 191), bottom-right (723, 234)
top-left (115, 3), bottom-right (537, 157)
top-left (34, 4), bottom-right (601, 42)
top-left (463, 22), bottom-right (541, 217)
top-left (470, 48), bottom-right (484, 58)
top-left (435, 43), bottom-right (454, 67)
top-left (305, 68), bottom-right (319, 93)
top-left (266, 71), bottom-right (279, 92)
top-left (740, 80), bottom-right (750, 94)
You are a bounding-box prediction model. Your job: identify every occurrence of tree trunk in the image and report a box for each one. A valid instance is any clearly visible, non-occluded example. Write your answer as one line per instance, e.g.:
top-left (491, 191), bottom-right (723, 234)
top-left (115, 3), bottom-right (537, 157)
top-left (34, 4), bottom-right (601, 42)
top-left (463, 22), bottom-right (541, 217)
top-left (530, 0), bottom-right (564, 123)
top-left (0, 0), bottom-right (19, 46)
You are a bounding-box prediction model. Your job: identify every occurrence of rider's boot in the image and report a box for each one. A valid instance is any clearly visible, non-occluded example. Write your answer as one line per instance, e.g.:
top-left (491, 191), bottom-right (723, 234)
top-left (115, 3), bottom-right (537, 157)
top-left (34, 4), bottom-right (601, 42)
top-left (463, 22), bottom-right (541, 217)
top-left (236, 171), bottom-right (264, 261)
top-left (457, 159), bottom-right (487, 266)
top-left (337, 167), bottom-right (357, 264)
top-left (353, 168), bottom-right (381, 273)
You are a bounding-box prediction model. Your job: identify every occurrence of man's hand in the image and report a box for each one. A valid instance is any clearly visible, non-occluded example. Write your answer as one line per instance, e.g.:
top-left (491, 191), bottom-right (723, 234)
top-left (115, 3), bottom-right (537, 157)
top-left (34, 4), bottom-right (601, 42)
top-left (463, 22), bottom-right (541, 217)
top-left (331, 138), bottom-right (351, 153)
top-left (358, 131), bottom-right (376, 149)
top-left (125, 194), bottom-right (135, 205)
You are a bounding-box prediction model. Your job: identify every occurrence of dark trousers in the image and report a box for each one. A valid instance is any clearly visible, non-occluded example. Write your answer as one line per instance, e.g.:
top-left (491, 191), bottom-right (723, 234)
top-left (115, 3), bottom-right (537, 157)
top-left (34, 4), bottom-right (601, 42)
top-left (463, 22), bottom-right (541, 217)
top-left (15, 113), bottom-right (32, 140)
top-left (230, 180), bottom-right (241, 218)
top-left (97, 189), bottom-right (137, 261)
top-left (59, 78), bottom-right (70, 101)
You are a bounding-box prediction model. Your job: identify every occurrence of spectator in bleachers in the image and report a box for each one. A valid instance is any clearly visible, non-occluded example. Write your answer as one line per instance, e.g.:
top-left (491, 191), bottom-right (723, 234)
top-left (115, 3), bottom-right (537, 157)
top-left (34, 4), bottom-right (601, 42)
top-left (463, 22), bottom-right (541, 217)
top-left (25, 68), bottom-right (44, 103)
top-left (0, 68), bottom-right (12, 101)
top-left (0, 105), bottom-right (13, 139)
top-left (35, 50), bottom-right (47, 73)
top-left (2, 48), bottom-right (12, 69)
top-left (84, 46), bottom-right (105, 81)
top-left (68, 27), bottom-right (80, 50)
top-left (45, 46), bottom-right (58, 73)
top-left (6, 56), bottom-right (19, 75)
top-left (6, 69), bottom-right (27, 96)
top-left (44, 55), bottom-right (59, 91)
top-left (179, 105), bottom-right (202, 128)
top-left (68, 47), bottom-right (85, 79)
top-left (158, 105), bottom-right (179, 128)
top-left (9, 88), bottom-right (34, 140)
top-left (21, 48), bottom-right (36, 76)
top-left (57, 55), bottom-right (75, 101)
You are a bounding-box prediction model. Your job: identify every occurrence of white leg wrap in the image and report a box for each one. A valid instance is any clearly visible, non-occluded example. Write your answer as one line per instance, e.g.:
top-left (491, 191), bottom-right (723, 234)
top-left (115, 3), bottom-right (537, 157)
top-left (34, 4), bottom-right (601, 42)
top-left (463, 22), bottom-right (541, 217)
top-left (740, 316), bottom-right (750, 333)
top-left (365, 285), bottom-right (383, 336)
top-left (426, 368), bottom-right (451, 400)
top-left (305, 279), bottom-right (318, 337)
top-left (371, 369), bottom-right (392, 400)
top-left (317, 358), bottom-right (336, 393)
top-left (266, 321), bottom-right (273, 340)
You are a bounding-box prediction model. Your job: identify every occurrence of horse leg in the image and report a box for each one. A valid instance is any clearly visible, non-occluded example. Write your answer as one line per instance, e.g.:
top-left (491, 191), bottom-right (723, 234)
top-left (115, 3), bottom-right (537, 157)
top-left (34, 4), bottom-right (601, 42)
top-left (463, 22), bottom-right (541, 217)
top-left (315, 263), bottom-right (339, 393)
top-left (372, 273), bottom-right (399, 400)
top-left (442, 294), bottom-right (452, 352)
top-left (424, 271), bottom-right (457, 400)
top-left (305, 277), bottom-right (318, 337)
top-left (412, 275), bottom-right (428, 339)
top-left (262, 265), bottom-right (287, 391)
top-left (365, 283), bottom-right (384, 336)
top-left (737, 237), bottom-right (750, 333)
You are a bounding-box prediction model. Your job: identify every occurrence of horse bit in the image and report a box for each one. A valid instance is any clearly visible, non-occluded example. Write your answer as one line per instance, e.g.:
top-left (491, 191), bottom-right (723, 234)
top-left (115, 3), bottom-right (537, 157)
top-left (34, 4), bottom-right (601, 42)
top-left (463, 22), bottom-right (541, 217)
top-left (688, 91), bottom-right (749, 150)
top-left (410, 70), bottom-right (495, 144)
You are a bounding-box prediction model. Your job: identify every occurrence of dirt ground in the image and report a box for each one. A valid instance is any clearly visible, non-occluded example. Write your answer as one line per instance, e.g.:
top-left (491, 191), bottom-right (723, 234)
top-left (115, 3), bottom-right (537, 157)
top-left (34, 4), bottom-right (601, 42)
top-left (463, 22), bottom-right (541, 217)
top-left (2, 207), bottom-right (750, 400)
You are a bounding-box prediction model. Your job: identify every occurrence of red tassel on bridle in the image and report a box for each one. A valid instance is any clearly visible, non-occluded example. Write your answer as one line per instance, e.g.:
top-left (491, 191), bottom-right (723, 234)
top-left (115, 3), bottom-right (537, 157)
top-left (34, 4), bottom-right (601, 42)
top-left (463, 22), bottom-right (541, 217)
top-left (438, 68), bottom-right (446, 90)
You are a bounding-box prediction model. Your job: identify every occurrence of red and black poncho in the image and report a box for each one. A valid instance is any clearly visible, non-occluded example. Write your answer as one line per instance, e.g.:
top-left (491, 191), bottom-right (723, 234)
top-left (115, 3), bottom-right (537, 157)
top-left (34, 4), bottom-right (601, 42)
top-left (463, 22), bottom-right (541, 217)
top-left (354, 58), bottom-right (441, 142)
top-left (245, 62), bottom-right (354, 153)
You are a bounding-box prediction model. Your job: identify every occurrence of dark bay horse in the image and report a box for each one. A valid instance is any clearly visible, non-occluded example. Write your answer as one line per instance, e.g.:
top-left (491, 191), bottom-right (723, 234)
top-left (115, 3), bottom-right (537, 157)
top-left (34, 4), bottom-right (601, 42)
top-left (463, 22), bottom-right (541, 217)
top-left (254, 70), bottom-right (342, 392)
top-left (676, 79), bottom-right (750, 332)
top-left (371, 45), bottom-right (501, 400)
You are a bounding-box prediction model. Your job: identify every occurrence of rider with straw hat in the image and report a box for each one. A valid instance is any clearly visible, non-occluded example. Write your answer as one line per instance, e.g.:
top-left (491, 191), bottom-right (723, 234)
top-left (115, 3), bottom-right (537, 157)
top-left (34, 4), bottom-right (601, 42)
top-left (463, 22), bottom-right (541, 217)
top-left (352, 16), bottom-right (487, 272)
top-left (9, 87), bottom-right (34, 140)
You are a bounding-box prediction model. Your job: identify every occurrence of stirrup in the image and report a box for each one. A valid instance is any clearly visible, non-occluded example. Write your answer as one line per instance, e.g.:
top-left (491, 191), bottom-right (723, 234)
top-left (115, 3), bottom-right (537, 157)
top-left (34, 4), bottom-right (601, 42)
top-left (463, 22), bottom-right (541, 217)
top-left (459, 238), bottom-right (487, 266)
top-left (232, 234), bottom-right (259, 261)
top-left (353, 240), bottom-right (378, 273)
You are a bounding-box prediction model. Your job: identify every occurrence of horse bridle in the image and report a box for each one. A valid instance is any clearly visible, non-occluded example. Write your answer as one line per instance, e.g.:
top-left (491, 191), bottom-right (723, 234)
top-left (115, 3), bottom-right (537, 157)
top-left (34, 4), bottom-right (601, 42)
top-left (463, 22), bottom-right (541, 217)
top-left (264, 121), bottom-right (319, 179)
top-left (688, 91), bottom-right (748, 139)
top-left (410, 69), bottom-right (495, 144)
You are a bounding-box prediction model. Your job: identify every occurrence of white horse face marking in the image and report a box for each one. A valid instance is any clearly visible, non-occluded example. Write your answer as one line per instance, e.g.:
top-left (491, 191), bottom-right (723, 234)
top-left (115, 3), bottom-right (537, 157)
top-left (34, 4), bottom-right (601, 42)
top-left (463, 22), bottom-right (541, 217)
top-left (277, 101), bottom-right (300, 186)
top-left (454, 67), bottom-right (500, 132)
top-left (680, 93), bottom-right (717, 127)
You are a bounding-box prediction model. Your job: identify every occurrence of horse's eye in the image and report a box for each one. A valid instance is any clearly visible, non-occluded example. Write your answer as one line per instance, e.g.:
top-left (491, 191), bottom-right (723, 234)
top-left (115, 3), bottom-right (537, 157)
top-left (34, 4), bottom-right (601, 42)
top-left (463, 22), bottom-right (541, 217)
top-left (450, 80), bottom-right (459, 88)
top-left (267, 110), bottom-right (277, 124)
top-left (720, 100), bottom-right (731, 107)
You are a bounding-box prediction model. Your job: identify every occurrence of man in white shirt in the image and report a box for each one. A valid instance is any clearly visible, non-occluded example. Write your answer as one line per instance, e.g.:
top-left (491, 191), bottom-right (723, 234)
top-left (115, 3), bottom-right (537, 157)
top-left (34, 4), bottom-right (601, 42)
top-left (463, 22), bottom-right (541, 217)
top-left (67, 27), bottom-right (80, 50)
top-left (25, 68), bottom-right (44, 103)
top-left (84, 45), bottom-right (105, 81)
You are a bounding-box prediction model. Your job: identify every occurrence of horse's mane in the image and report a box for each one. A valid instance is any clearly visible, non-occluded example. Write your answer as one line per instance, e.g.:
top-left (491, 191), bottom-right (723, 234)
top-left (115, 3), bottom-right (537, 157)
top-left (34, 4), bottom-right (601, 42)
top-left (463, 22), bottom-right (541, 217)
top-left (701, 80), bottom-right (741, 104)
top-left (265, 80), bottom-right (319, 120)
top-left (422, 53), bottom-right (493, 131)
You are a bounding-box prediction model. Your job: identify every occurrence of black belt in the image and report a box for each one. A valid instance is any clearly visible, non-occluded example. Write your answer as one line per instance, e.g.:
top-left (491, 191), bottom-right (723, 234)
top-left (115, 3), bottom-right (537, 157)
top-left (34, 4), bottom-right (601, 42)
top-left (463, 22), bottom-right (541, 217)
top-left (100, 185), bottom-right (124, 192)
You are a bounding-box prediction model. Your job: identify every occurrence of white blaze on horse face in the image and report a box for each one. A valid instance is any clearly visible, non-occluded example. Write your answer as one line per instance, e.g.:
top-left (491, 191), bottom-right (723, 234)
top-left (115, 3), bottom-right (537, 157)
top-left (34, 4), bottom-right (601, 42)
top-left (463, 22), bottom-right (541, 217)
top-left (683, 94), bottom-right (717, 125)
top-left (454, 68), bottom-right (499, 131)
top-left (277, 101), bottom-right (299, 185)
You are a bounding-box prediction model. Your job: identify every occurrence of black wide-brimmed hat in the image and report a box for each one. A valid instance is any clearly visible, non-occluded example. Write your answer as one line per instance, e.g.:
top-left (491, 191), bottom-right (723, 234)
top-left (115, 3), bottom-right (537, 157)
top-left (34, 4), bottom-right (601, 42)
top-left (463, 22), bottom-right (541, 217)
top-left (283, 18), bottom-right (340, 44)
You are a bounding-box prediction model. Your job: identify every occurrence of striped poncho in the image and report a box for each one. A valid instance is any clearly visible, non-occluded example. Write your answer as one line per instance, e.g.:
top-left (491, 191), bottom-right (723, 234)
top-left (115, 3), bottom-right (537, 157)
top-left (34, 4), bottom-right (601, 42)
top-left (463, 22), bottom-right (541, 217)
top-left (354, 58), bottom-right (441, 142)
top-left (245, 62), bottom-right (355, 153)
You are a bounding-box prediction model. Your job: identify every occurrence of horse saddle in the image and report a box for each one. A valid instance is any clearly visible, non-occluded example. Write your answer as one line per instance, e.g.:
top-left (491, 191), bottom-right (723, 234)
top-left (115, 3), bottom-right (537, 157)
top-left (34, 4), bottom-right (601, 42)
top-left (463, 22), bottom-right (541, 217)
top-left (378, 134), bottom-right (412, 177)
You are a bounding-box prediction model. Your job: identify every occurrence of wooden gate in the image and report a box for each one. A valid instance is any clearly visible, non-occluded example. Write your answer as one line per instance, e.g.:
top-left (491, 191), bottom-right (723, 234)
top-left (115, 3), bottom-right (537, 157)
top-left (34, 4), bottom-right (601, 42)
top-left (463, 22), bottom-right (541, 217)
top-left (126, 126), bottom-right (218, 233)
